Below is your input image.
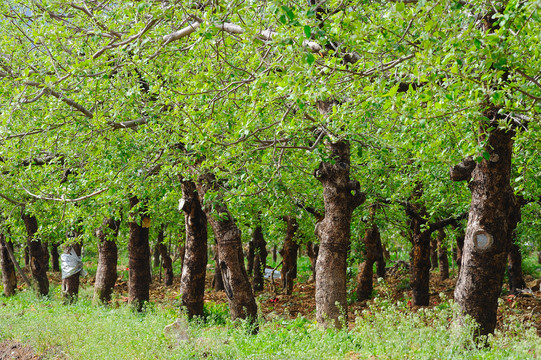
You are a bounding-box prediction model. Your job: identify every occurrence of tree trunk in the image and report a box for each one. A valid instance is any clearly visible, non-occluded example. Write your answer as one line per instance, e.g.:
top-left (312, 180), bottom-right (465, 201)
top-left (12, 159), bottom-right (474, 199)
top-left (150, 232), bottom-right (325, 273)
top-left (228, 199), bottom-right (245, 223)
top-left (507, 239), bottom-right (525, 294)
top-left (314, 140), bottom-right (365, 328)
top-left (437, 229), bottom-right (449, 280)
top-left (157, 229), bottom-right (174, 287)
top-left (21, 214), bottom-right (49, 297)
top-left (51, 242), bottom-right (60, 272)
top-left (453, 122), bottom-right (520, 336)
top-left (128, 196), bottom-right (151, 311)
top-left (430, 237), bottom-right (438, 270)
top-left (247, 240), bottom-right (255, 277)
top-left (62, 242), bottom-right (82, 304)
top-left (24, 245), bottom-right (29, 268)
top-left (356, 223), bottom-right (381, 301)
top-left (179, 181), bottom-right (208, 318)
top-left (281, 216), bottom-right (299, 295)
top-left (94, 217), bottom-right (120, 304)
top-left (306, 242), bottom-right (318, 283)
top-left (272, 245), bottom-right (277, 263)
top-left (196, 174), bottom-right (257, 323)
top-left (456, 231), bottom-right (465, 275)
top-left (252, 225), bottom-right (267, 292)
top-left (410, 232), bottom-right (431, 306)
top-left (213, 248), bottom-right (225, 291)
top-left (153, 243), bottom-right (161, 269)
top-left (42, 241), bottom-right (50, 272)
top-left (0, 234), bottom-right (17, 297)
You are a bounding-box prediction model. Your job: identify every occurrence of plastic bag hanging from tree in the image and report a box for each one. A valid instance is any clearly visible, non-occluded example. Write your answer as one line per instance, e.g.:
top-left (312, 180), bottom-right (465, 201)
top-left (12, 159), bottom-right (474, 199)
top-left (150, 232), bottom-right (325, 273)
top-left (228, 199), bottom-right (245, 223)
top-left (61, 248), bottom-right (87, 279)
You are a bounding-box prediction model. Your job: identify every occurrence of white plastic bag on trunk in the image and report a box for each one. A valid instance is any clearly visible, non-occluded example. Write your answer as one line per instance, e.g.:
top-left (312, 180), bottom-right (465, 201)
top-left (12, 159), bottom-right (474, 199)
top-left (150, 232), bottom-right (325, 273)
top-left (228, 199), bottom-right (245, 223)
top-left (61, 248), bottom-right (87, 279)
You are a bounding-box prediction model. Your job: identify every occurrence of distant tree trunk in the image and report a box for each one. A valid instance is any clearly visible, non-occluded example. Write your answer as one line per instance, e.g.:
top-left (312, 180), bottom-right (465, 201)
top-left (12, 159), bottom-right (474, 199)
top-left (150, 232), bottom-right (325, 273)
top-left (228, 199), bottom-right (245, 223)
top-left (51, 242), bottom-right (60, 272)
top-left (21, 214), bottom-right (49, 297)
top-left (62, 242), bottom-right (82, 304)
top-left (246, 240), bottom-right (255, 277)
top-left (128, 196), bottom-right (151, 311)
top-left (356, 222), bottom-right (381, 301)
top-left (213, 248), bottom-right (225, 291)
top-left (306, 242), bottom-right (318, 283)
top-left (452, 120), bottom-right (520, 336)
top-left (252, 225), bottom-right (267, 292)
top-left (455, 231), bottom-right (465, 274)
top-left (437, 229), bottom-right (449, 280)
top-left (179, 181), bottom-right (208, 318)
top-left (272, 245), bottom-right (277, 263)
top-left (430, 237), bottom-right (438, 270)
top-left (196, 174), bottom-right (257, 323)
top-left (0, 234), bottom-right (17, 297)
top-left (153, 243), bottom-right (161, 268)
top-left (314, 140), bottom-right (365, 328)
top-left (94, 217), bottom-right (120, 303)
top-left (507, 239), bottom-right (525, 294)
top-left (42, 242), bottom-right (50, 272)
top-left (410, 231), bottom-right (431, 306)
top-left (281, 216), bottom-right (299, 295)
top-left (157, 229), bottom-right (174, 287)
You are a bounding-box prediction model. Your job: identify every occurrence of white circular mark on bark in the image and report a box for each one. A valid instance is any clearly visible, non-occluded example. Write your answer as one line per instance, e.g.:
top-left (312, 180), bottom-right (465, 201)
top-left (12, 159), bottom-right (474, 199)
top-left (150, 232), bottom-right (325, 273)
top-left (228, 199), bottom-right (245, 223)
top-left (473, 230), bottom-right (493, 250)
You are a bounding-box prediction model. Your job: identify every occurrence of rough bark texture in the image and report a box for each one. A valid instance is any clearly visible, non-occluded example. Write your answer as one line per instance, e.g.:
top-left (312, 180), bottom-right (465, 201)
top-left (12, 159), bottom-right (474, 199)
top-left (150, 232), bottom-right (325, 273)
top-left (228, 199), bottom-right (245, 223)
top-left (128, 196), bottom-right (151, 311)
top-left (281, 216), bottom-right (299, 295)
top-left (410, 232), bottom-right (432, 306)
top-left (94, 217), bottom-right (120, 303)
top-left (0, 235), bottom-right (17, 296)
top-left (437, 229), bottom-right (449, 280)
top-left (356, 221), bottom-right (382, 301)
top-left (21, 214), bottom-right (49, 297)
top-left (196, 174), bottom-right (257, 323)
top-left (453, 120), bottom-right (520, 336)
top-left (62, 242), bottom-right (82, 304)
top-left (507, 239), bottom-right (525, 294)
top-left (314, 141), bottom-right (365, 328)
top-left (51, 242), bottom-right (60, 272)
top-left (41, 242), bottom-right (50, 272)
top-left (157, 229), bottom-right (174, 287)
top-left (179, 181), bottom-right (208, 318)
top-left (252, 225), bottom-right (267, 292)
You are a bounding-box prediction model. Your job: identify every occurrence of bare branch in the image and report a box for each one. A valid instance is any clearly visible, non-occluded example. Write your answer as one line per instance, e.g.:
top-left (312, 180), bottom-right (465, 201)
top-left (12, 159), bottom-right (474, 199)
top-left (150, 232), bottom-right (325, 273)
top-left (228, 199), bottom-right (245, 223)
top-left (22, 187), bottom-right (107, 203)
top-left (109, 117), bottom-right (148, 130)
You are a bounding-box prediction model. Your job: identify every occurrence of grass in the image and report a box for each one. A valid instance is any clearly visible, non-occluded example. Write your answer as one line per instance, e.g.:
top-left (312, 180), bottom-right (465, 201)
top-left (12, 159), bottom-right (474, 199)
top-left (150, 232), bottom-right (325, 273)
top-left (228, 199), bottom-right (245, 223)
top-left (0, 286), bottom-right (539, 359)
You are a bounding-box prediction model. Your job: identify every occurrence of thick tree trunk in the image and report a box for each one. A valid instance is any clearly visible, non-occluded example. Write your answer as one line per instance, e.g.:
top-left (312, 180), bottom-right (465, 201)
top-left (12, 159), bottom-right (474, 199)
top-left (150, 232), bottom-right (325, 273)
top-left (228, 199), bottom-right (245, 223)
top-left (247, 240), bottom-right (254, 277)
top-left (196, 174), bottom-right (257, 323)
top-left (21, 214), bottom-right (49, 297)
top-left (252, 225), bottom-right (267, 292)
top-left (437, 229), bottom-right (449, 280)
top-left (179, 181), bottom-right (208, 318)
top-left (306, 242), bottom-right (318, 283)
top-left (430, 237), bottom-right (438, 270)
top-left (62, 242), bottom-right (82, 304)
top-left (0, 235), bottom-right (17, 297)
top-left (51, 242), bottom-right (60, 272)
top-left (356, 223), bottom-right (382, 301)
top-left (157, 229), bottom-right (174, 287)
top-left (507, 239), bottom-right (525, 294)
top-left (410, 232), bottom-right (431, 306)
top-left (94, 217), bottom-right (120, 304)
top-left (281, 216), bottom-right (299, 295)
top-left (128, 196), bottom-right (151, 311)
top-left (314, 141), bottom-right (365, 328)
top-left (453, 122), bottom-right (520, 336)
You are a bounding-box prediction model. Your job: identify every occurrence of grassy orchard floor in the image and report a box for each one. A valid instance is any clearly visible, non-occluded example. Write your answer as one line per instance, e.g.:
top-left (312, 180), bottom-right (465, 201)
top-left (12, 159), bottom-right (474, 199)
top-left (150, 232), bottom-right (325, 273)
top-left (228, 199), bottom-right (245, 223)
top-left (0, 260), bottom-right (540, 359)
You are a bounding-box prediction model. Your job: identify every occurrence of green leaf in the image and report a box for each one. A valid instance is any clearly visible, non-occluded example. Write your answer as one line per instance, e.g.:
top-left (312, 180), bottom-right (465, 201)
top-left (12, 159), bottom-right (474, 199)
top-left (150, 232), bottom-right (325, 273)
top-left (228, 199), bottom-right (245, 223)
top-left (304, 53), bottom-right (315, 65)
top-left (304, 25), bottom-right (311, 38)
top-left (396, 2), bottom-right (405, 12)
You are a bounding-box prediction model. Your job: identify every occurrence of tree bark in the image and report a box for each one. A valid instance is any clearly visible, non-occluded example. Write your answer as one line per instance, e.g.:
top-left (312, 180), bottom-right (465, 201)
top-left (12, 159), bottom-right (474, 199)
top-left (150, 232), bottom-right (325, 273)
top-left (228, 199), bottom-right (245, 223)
top-left (453, 120), bottom-right (520, 336)
top-left (213, 248), bottom-right (225, 291)
top-left (94, 217), bottom-right (120, 304)
top-left (430, 237), bottom-right (438, 270)
top-left (196, 174), bottom-right (257, 323)
top-left (62, 242), bottom-right (82, 304)
top-left (157, 229), bottom-right (174, 286)
top-left (410, 232), bottom-right (431, 306)
top-left (153, 243), bottom-right (161, 268)
top-left (42, 241), bottom-right (50, 272)
top-left (252, 225), bottom-right (267, 292)
top-left (247, 240), bottom-right (254, 277)
top-left (306, 242), bottom-right (318, 283)
top-left (356, 223), bottom-right (382, 301)
top-left (507, 238), bottom-right (525, 294)
top-left (128, 196), bottom-right (151, 311)
top-left (0, 234), bottom-right (17, 296)
top-left (314, 140), bottom-right (365, 328)
top-left (281, 216), bottom-right (299, 295)
top-left (21, 213), bottom-right (49, 297)
top-left (179, 181), bottom-right (208, 318)
top-left (51, 242), bottom-right (60, 272)
top-left (437, 229), bottom-right (449, 281)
